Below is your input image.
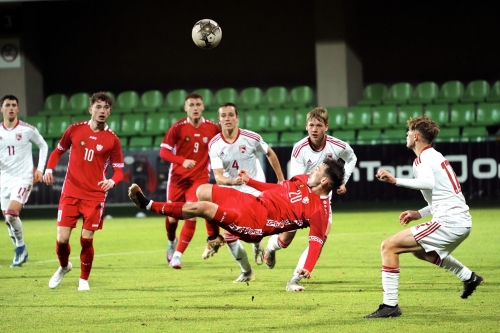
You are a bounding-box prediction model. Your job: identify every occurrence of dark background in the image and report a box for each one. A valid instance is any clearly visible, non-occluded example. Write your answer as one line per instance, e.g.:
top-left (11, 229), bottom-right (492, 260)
top-left (2, 0), bottom-right (499, 97)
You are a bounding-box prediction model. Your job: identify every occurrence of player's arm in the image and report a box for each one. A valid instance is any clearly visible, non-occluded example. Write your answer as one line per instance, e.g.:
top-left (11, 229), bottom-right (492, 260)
top-left (31, 128), bottom-right (49, 183)
top-left (213, 168), bottom-right (244, 185)
top-left (98, 137), bottom-right (124, 191)
top-left (238, 169), bottom-right (282, 191)
top-left (337, 144), bottom-right (357, 194)
top-left (43, 128), bottom-right (72, 185)
top-left (395, 163), bottom-right (434, 190)
top-left (289, 151), bottom-right (307, 178)
top-left (265, 147), bottom-right (285, 182)
top-left (297, 211), bottom-right (328, 278)
top-left (159, 128), bottom-right (195, 169)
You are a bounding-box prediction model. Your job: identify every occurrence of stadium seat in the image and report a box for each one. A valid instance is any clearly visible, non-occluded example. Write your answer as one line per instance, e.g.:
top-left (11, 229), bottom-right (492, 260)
top-left (106, 115), bottom-right (121, 133)
top-left (113, 91), bottom-right (140, 114)
top-left (279, 130), bottom-right (305, 146)
top-left (259, 132), bottom-right (279, 147)
top-left (159, 89), bottom-right (188, 113)
top-left (434, 80), bottom-right (464, 104)
top-left (344, 106), bottom-right (371, 130)
top-left (145, 113), bottom-right (170, 136)
top-left (270, 109), bottom-right (294, 132)
top-left (214, 87), bottom-right (238, 105)
top-left (371, 105), bottom-right (397, 129)
top-left (461, 80), bottom-right (490, 103)
top-left (134, 90), bottom-right (164, 113)
top-left (203, 111), bottom-right (219, 124)
top-left (153, 135), bottom-right (164, 149)
top-left (486, 81), bottom-right (500, 102)
top-left (382, 128), bottom-right (406, 144)
top-left (170, 111), bottom-right (187, 125)
top-left (475, 103), bottom-right (500, 126)
top-left (285, 85), bottom-right (314, 108)
top-left (292, 107), bottom-right (308, 131)
top-left (262, 86), bottom-right (288, 109)
top-left (120, 117), bottom-right (145, 136)
top-left (45, 115), bottom-right (71, 139)
top-left (193, 88), bottom-right (214, 110)
top-left (408, 82), bottom-right (439, 105)
top-left (398, 104), bottom-right (423, 127)
top-left (106, 92), bottom-right (115, 101)
top-left (330, 129), bottom-right (356, 143)
top-left (434, 127), bottom-right (460, 143)
top-left (128, 136), bottom-right (153, 150)
top-left (461, 126), bottom-right (489, 142)
top-left (65, 92), bottom-right (90, 116)
top-left (245, 108), bottom-right (269, 132)
top-left (39, 94), bottom-right (68, 116)
top-left (328, 106), bottom-right (347, 130)
top-left (25, 115), bottom-right (48, 135)
top-left (119, 137), bottom-right (129, 149)
top-left (449, 103), bottom-right (474, 127)
top-left (357, 129), bottom-right (381, 145)
top-left (424, 104), bottom-right (449, 126)
top-left (238, 87), bottom-right (264, 110)
top-left (357, 83), bottom-right (387, 106)
top-left (383, 82), bottom-right (413, 105)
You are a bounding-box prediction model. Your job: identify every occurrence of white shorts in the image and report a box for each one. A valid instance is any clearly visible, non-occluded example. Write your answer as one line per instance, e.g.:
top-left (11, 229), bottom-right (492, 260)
top-left (411, 221), bottom-right (470, 259)
top-left (1, 183), bottom-right (32, 210)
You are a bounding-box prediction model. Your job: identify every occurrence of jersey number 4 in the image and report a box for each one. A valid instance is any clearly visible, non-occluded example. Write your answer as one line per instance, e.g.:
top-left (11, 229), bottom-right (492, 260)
top-left (441, 160), bottom-right (461, 194)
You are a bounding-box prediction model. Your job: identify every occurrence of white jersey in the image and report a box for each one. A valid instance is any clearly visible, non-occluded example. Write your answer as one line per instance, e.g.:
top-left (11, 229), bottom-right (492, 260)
top-left (0, 120), bottom-right (48, 186)
top-left (290, 135), bottom-right (357, 184)
top-left (209, 129), bottom-right (268, 196)
top-left (396, 146), bottom-right (471, 227)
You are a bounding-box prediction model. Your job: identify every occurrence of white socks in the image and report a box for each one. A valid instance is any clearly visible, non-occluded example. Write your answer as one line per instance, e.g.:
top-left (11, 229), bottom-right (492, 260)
top-left (382, 266), bottom-right (400, 306)
top-left (439, 255), bottom-right (472, 281)
top-left (5, 214), bottom-right (24, 247)
top-left (227, 240), bottom-right (251, 272)
top-left (266, 234), bottom-right (281, 252)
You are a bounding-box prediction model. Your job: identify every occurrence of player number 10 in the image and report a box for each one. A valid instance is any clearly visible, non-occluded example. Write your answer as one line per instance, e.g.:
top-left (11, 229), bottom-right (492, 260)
top-left (84, 148), bottom-right (94, 161)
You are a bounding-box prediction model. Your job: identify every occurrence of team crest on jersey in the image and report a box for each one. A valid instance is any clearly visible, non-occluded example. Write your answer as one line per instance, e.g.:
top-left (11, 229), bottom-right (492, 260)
top-left (302, 197), bottom-right (309, 204)
top-left (326, 153), bottom-right (333, 159)
top-left (80, 140), bottom-right (86, 146)
top-left (185, 136), bottom-right (190, 142)
top-left (203, 137), bottom-right (208, 143)
top-left (239, 145), bottom-right (247, 154)
top-left (16, 133), bottom-right (22, 140)
top-left (96, 144), bottom-right (103, 151)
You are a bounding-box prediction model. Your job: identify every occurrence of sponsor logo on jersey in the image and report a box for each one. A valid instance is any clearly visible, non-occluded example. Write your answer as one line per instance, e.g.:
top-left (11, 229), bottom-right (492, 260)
top-left (185, 136), bottom-right (190, 142)
top-left (194, 133), bottom-right (200, 137)
top-left (80, 140), bottom-right (86, 146)
top-left (96, 144), bottom-right (103, 151)
top-left (220, 150), bottom-right (225, 156)
top-left (89, 136), bottom-right (97, 140)
top-left (16, 133), bottom-right (22, 140)
top-left (307, 159), bottom-right (312, 165)
top-left (203, 137), bottom-right (208, 143)
top-left (239, 145), bottom-right (247, 154)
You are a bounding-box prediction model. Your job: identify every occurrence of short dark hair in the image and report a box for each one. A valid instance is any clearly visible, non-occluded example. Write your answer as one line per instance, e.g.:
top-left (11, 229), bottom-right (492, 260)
top-left (185, 92), bottom-right (203, 101)
top-left (0, 95), bottom-right (19, 107)
top-left (323, 158), bottom-right (345, 190)
top-left (90, 92), bottom-right (114, 107)
top-left (218, 102), bottom-right (239, 116)
top-left (407, 115), bottom-right (440, 144)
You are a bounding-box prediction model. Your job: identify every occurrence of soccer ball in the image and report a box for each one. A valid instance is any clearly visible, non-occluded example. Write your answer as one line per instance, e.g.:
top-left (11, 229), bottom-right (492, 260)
top-left (192, 19), bottom-right (222, 49)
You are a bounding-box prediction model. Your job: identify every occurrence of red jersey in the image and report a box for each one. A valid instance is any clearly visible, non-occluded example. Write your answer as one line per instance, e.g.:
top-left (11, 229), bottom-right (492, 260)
top-left (160, 117), bottom-right (220, 185)
top-left (47, 121), bottom-right (124, 201)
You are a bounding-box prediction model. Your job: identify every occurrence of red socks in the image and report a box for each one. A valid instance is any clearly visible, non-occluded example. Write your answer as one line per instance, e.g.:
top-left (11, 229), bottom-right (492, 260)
top-left (150, 202), bottom-right (184, 219)
top-left (166, 218), bottom-right (178, 241)
top-left (176, 219), bottom-right (196, 253)
top-left (80, 237), bottom-right (94, 280)
top-left (56, 241), bottom-right (71, 268)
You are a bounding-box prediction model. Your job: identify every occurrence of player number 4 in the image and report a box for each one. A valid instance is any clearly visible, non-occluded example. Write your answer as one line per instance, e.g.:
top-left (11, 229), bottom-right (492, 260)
top-left (441, 160), bottom-right (461, 194)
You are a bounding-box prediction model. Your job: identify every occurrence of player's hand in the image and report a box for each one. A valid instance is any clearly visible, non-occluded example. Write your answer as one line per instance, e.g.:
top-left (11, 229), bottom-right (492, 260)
top-left (43, 172), bottom-right (54, 185)
top-left (98, 179), bottom-right (115, 192)
top-left (399, 210), bottom-right (421, 226)
top-left (182, 159), bottom-right (196, 169)
top-left (336, 183), bottom-right (347, 195)
top-left (375, 168), bottom-right (397, 184)
top-left (237, 169), bottom-right (250, 183)
top-left (232, 176), bottom-right (244, 185)
top-left (33, 169), bottom-right (43, 184)
top-left (296, 268), bottom-right (311, 279)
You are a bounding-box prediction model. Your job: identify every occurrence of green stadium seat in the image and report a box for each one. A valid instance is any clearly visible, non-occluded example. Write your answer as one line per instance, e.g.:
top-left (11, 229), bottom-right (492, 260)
top-left (128, 136), bottom-right (153, 150)
top-left (65, 92), bottom-right (90, 116)
top-left (193, 88), bottom-right (214, 110)
top-left (434, 127), bottom-right (460, 143)
top-left (270, 109), bottom-right (294, 132)
top-left (331, 129), bottom-right (356, 144)
top-left (145, 113), bottom-right (170, 136)
top-left (120, 117), bottom-right (145, 136)
top-left (344, 106), bottom-right (371, 130)
top-left (475, 103), bottom-right (500, 126)
top-left (134, 90), bottom-right (164, 113)
top-left (45, 115), bottom-right (71, 139)
top-left (203, 111), bottom-right (219, 124)
top-left (72, 114), bottom-right (90, 124)
top-left (113, 91), bottom-right (140, 114)
top-left (357, 83), bottom-right (387, 106)
top-left (357, 129), bottom-right (381, 145)
top-left (382, 128), bottom-right (406, 144)
top-left (214, 87), bottom-right (238, 105)
top-left (328, 107), bottom-right (347, 130)
top-left (279, 130), bottom-right (305, 147)
top-left (39, 94), bottom-right (68, 116)
top-left (434, 80), bottom-right (464, 104)
top-left (238, 87), bottom-right (264, 110)
top-left (262, 86), bottom-right (288, 109)
top-left (486, 81), bottom-right (500, 102)
top-left (293, 107), bottom-right (308, 131)
top-left (106, 91), bottom-right (115, 101)
top-left (25, 115), bottom-right (48, 135)
top-left (170, 111), bottom-right (187, 125)
top-left (424, 104), bottom-right (449, 126)
top-left (450, 103), bottom-right (474, 127)
top-left (371, 105), bottom-right (397, 129)
top-left (384, 82), bottom-right (413, 105)
top-left (260, 132), bottom-right (279, 147)
top-left (398, 104), bottom-right (423, 127)
top-left (461, 80), bottom-right (490, 103)
top-left (119, 137), bottom-right (129, 149)
top-left (408, 82), bottom-right (439, 105)
top-left (159, 89), bottom-right (188, 113)
top-left (153, 135), bottom-right (164, 149)
top-left (245, 108), bottom-right (269, 132)
top-left (285, 85), bottom-right (314, 108)
top-left (461, 126), bottom-right (489, 142)
top-left (106, 115), bottom-right (121, 133)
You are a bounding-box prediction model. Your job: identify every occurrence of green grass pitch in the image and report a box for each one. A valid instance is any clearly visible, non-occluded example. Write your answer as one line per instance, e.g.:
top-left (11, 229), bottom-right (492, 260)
top-left (1, 206), bottom-right (498, 332)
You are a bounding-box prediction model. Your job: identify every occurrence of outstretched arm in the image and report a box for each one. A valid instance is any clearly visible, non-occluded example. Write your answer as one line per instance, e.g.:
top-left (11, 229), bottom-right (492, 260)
top-left (238, 169), bottom-right (282, 191)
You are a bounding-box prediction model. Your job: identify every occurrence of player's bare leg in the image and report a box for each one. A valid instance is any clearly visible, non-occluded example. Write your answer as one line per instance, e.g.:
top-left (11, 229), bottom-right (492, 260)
top-left (264, 231), bottom-right (295, 269)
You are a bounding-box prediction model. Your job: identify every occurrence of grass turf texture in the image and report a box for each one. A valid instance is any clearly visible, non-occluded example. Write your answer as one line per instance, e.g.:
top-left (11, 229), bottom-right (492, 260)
top-left (1, 206), bottom-right (498, 333)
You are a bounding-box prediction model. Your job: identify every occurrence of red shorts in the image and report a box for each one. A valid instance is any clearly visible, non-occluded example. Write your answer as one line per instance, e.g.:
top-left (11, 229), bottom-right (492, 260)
top-left (211, 185), bottom-right (268, 242)
top-left (57, 194), bottom-right (105, 230)
top-left (167, 181), bottom-right (206, 203)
